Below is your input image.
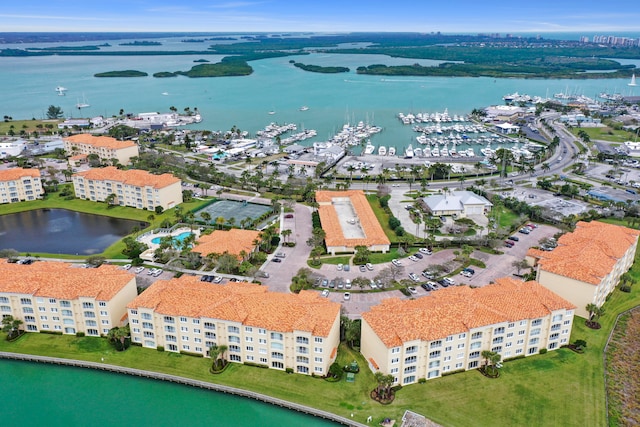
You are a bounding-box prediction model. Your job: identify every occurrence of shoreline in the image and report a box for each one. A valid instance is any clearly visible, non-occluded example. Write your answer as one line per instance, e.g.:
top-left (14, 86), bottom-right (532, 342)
top-left (0, 351), bottom-right (365, 427)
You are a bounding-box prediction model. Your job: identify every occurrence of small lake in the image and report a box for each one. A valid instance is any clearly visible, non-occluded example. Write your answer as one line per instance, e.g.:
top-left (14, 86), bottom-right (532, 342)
top-left (0, 209), bottom-right (144, 255)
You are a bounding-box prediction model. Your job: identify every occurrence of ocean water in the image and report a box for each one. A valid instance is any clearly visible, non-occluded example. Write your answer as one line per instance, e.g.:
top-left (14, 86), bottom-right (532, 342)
top-left (0, 359), bottom-right (338, 427)
top-left (0, 36), bottom-right (638, 152)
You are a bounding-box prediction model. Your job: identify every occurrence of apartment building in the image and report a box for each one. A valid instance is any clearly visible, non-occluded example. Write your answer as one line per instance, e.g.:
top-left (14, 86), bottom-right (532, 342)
top-left (0, 261), bottom-right (137, 336)
top-left (0, 168), bottom-right (44, 204)
top-left (316, 190), bottom-right (391, 255)
top-left (361, 277), bottom-right (575, 385)
top-left (527, 221), bottom-right (640, 318)
top-left (127, 277), bottom-right (341, 375)
top-left (64, 134), bottom-right (139, 165)
top-left (72, 166), bottom-right (183, 211)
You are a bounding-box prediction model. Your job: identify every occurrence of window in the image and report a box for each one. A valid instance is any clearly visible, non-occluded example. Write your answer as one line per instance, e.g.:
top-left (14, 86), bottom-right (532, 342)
top-left (468, 361), bottom-right (479, 369)
top-left (314, 347), bottom-right (323, 353)
top-left (42, 324), bottom-right (50, 329)
top-left (391, 347), bottom-right (400, 354)
top-left (552, 314), bottom-right (563, 322)
top-left (165, 335), bottom-right (176, 342)
top-left (551, 324), bottom-right (561, 331)
top-left (391, 357), bottom-right (399, 364)
top-left (60, 301), bottom-right (71, 308)
top-left (494, 327), bottom-right (505, 334)
top-left (99, 301), bottom-right (107, 307)
top-left (550, 333), bottom-right (559, 340)
top-left (100, 310), bottom-right (108, 317)
top-left (531, 319), bottom-right (542, 326)
top-left (457, 343), bottom-right (465, 349)
top-left (180, 317), bottom-right (187, 322)
top-left (493, 337), bottom-right (503, 344)
top-left (404, 366), bottom-right (416, 374)
top-left (141, 313), bottom-right (151, 320)
top-left (245, 326), bottom-right (253, 333)
top-left (61, 309), bottom-right (73, 317)
top-left (130, 310), bottom-right (138, 315)
top-left (228, 326), bottom-right (240, 334)
top-left (528, 347), bottom-right (538, 355)
top-left (518, 330), bottom-right (526, 335)
top-left (491, 346), bottom-right (502, 353)
top-left (27, 325), bottom-right (38, 331)
top-left (85, 320), bottom-right (96, 326)
top-left (428, 360), bottom-right (440, 369)
top-left (271, 332), bottom-right (283, 341)
top-left (0, 306), bottom-right (10, 312)
top-left (63, 319), bottom-right (74, 325)
top-left (258, 328), bottom-right (266, 335)
top-left (470, 342), bottom-right (481, 350)
top-left (167, 344), bottom-right (178, 352)
top-left (164, 316), bottom-right (175, 324)
top-left (245, 336), bottom-right (253, 342)
top-left (457, 352), bottom-right (464, 359)
top-left (165, 325), bottom-right (176, 333)
top-left (24, 316), bottom-right (36, 323)
top-left (469, 351), bottom-right (480, 359)
top-left (430, 340), bottom-right (442, 349)
top-left (455, 362), bottom-right (463, 369)
top-left (314, 357), bottom-right (323, 363)
top-left (180, 326), bottom-right (189, 332)
top-left (144, 331), bottom-right (155, 338)
top-left (406, 345), bottom-right (418, 354)
top-left (142, 322), bottom-right (153, 329)
top-left (530, 328), bottom-right (541, 336)
top-left (507, 332), bottom-right (514, 338)
top-left (297, 366), bottom-right (309, 374)
top-left (445, 336), bottom-right (453, 342)
top-left (193, 319), bottom-right (200, 325)
top-left (82, 302), bottom-right (94, 309)
top-left (403, 376), bottom-right (416, 384)
top-left (505, 342), bottom-right (512, 348)
top-left (314, 337), bottom-right (323, 343)
top-left (549, 342), bottom-right (558, 349)
top-left (50, 308), bottom-right (58, 313)
top-left (296, 356), bottom-right (309, 364)
top-left (22, 307), bottom-right (34, 314)
top-left (429, 350), bottom-right (441, 358)
top-left (271, 351), bottom-right (284, 360)
top-left (87, 329), bottom-right (99, 336)
top-left (181, 336), bottom-right (189, 342)
top-left (314, 366), bottom-right (323, 373)
top-left (38, 307), bottom-right (46, 312)
top-left (228, 336), bottom-right (240, 343)
top-left (445, 346), bottom-right (452, 352)
top-left (529, 338), bottom-right (539, 346)
top-left (272, 361), bottom-right (284, 369)
top-left (296, 337), bottom-right (309, 344)
top-left (0, 297), bottom-right (8, 303)
top-left (271, 342), bottom-right (283, 350)
top-left (405, 356), bottom-right (417, 364)
top-left (204, 322), bottom-right (215, 330)
top-left (471, 332), bottom-right (482, 340)
top-left (520, 320), bottom-right (527, 326)
top-left (296, 346), bottom-right (308, 354)
top-left (458, 333), bottom-right (466, 339)
top-left (507, 322), bottom-right (515, 329)
top-left (20, 298), bottom-right (32, 305)
top-left (259, 338), bottom-right (267, 344)
top-left (517, 339), bottom-right (524, 345)
top-left (246, 346), bottom-right (254, 352)
top-left (229, 345), bottom-right (241, 353)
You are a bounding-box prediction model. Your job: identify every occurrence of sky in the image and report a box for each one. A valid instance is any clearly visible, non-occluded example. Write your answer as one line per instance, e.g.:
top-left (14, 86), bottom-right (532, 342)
top-left (1, 0), bottom-right (640, 34)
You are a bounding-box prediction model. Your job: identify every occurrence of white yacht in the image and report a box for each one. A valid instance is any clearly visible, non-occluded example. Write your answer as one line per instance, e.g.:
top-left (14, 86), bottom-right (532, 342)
top-left (388, 146), bottom-right (396, 156)
top-left (404, 144), bottom-right (414, 158)
top-left (629, 74), bottom-right (637, 87)
top-left (364, 142), bottom-right (376, 155)
top-left (441, 145), bottom-right (449, 157)
top-left (432, 146), bottom-right (439, 156)
top-left (55, 86), bottom-right (67, 96)
top-left (423, 146), bottom-right (431, 157)
top-left (300, 106), bottom-right (310, 111)
top-left (378, 146), bottom-right (387, 156)
top-left (414, 147), bottom-right (423, 157)
top-left (75, 94), bottom-right (90, 109)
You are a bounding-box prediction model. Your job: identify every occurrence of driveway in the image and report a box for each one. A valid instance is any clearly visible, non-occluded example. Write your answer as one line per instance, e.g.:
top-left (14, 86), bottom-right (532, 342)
top-left (260, 203), bottom-right (314, 293)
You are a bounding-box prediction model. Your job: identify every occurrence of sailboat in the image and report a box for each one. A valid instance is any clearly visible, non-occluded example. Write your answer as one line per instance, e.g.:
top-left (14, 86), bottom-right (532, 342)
top-left (629, 74), bottom-right (637, 87)
top-left (76, 94), bottom-right (90, 109)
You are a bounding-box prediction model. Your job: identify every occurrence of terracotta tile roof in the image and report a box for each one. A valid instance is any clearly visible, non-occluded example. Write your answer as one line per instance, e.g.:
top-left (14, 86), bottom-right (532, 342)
top-left (526, 248), bottom-right (546, 260)
top-left (70, 154), bottom-right (88, 160)
top-left (0, 260), bottom-right (134, 300)
top-left (0, 168), bottom-right (41, 181)
top-left (315, 190), bottom-right (390, 248)
top-left (369, 357), bottom-right (379, 370)
top-left (191, 229), bottom-right (261, 259)
top-left (74, 166), bottom-right (180, 189)
top-left (536, 221), bottom-right (640, 285)
top-left (65, 134), bottom-right (137, 149)
top-left (362, 277), bottom-right (575, 348)
top-left (127, 277), bottom-right (340, 336)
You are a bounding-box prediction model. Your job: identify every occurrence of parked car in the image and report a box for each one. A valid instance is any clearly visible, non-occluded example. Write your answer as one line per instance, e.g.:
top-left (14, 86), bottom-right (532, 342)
top-left (461, 270), bottom-right (472, 278)
top-left (369, 280), bottom-right (378, 289)
top-left (504, 240), bottom-right (514, 248)
top-left (345, 280), bottom-right (352, 289)
top-left (343, 292), bottom-right (351, 301)
top-left (205, 275), bottom-right (215, 282)
top-left (329, 280), bottom-right (335, 288)
top-left (409, 272), bottom-right (420, 282)
top-left (437, 279), bottom-right (449, 288)
top-left (408, 287), bottom-right (418, 294)
top-left (321, 279), bottom-right (329, 287)
top-left (392, 259), bottom-right (402, 267)
top-left (419, 248), bottom-right (433, 255)
top-left (463, 267), bottom-right (475, 275)
top-left (421, 283), bottom-right (432, 291)
top-left (408, 255), bottom-right (418, 262)
top-left (527, 223), bottom-right (537, 229)
top-left (422, 270), bottom-right (436, 279)
top-left (122, 264), bottom-right (132, 270)
top-left (337, 264), bottom-right (343, 271)
top-left (213, 276), bottom-right (223, 283)
top-left (414, 252), bottom-right (423, 259)
top-left (272, 257), bottom-right (282, 263)
top-left (366, 263), bottom-right (374, 271)
top-left (321, 289), bottom-right (330, 298)
top-left (359, 265), bottom-right (367, 272)
top-left (443, 277), bottom-right (456, 286)
top-left (343, 264), bottom-right (350, 272)
top-left (275, 252), bottom-right (286, 258)
top-left (200, 275), bottom-right (209, 282)
top-left (135, 267), bottom-right (145, 274)
top-left (508, 236), bottom-right (519, 242)
top-left (284, 214), bottom-right (294, 219)
top-left (153, 269), bottom-right (163, 277)
top-left (518, 228), bottom-right (530, 234)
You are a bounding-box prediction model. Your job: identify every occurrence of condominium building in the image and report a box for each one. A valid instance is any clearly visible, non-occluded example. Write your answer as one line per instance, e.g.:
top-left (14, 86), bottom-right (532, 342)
top-left (127, 277), bottom-right (341, 375)
top-left (72, 166), bottom-right (183, 211)
top-left (361, 277), bottom-right (575, 385)
top-left (0, 168), bottom-right (44, 204)
top-left (0, 261), bottom-right (137, 336)
top-left (316, 190), bottom-right (391, 255)
top-left (64, 134), bottom-right (139, 165)
top-left (527, 221), bottom-right (640, 318)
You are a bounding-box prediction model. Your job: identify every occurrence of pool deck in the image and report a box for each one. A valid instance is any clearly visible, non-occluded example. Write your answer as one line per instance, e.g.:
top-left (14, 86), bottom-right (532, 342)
top-left (138, 227), bottom-right (200, 261)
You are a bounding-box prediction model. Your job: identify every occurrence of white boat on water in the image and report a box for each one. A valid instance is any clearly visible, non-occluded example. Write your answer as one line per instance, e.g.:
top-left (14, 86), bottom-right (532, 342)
top-left (466, 147), bottom-right (475, 157)
top-left (388, 147), bottom-right (396, 156)
top-left (423, 146), bottom-right (431, 157)
top-left (55, 86), bottom-right (67, 96)
top-left (161, 92), bottom-right (169, 96)
top-left (404, 144), bottom-right (414, 158)
top-left (75, 94), bottom-right (90, 109)
top-left (629, 74), bottom-right (637, 87)
top-left (378, 146), bottom-right (387, 156)
top-left (432, 147), bottom-right (439, 156)
top-left (414, 147), bottom-right (423, 157)
top-left (441, 145), bottom-right (449, 157)
top-left (268, 111), bottom-right (276, 115)
top-left (364, 142), bottom-right (376, 155)
top-left (300, 106), bottom-right (310, 111)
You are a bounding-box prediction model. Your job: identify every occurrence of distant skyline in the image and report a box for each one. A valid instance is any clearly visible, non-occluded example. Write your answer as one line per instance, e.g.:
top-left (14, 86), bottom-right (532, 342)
top-left (2, 1), bottom-right (640, 34)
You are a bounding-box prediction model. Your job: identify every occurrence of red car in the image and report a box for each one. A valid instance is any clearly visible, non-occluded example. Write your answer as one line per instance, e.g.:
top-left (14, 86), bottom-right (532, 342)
top-left (284, 214), bottom-right (294, 219)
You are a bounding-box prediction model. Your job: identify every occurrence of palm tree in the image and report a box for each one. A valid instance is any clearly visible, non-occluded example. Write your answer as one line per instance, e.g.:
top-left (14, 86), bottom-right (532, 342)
top-left (541, 163), bottom-right (551, 175)
top-left (281, 229), bottom-right (292, 243)
top-left (215, 216), bottom-right (225, 230)
top-left (1, 315), bottom-right (23, 340)
top-left (200, 211), bottom-right (212, 224)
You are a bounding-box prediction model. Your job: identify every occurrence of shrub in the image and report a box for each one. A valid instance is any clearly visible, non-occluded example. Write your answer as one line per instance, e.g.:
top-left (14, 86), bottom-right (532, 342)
top-left (76, 332), bottom-right (85, 337)
top-left (157, 346), bottom-right (165, 352)
top-left (244, 362), bottom-right (269, 369)
top-left (180, 350), bottom-right (204, 358)
top-left (539, 348), bottom-right (548, 355)
top-left (418, 378), bottom-right (427, 384)
top-left (39, 330), bottom-right (63, 335)
top-left (285, 367), bottom-right (294, 374)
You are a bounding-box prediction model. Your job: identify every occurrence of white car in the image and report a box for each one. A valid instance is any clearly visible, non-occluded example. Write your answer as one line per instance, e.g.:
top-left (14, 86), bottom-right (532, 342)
top-left (345, 279), bottom-right (352, 289)
top-left (321, 289), bottom-right (330, 297)
top-left (343, 292), bottom-right (351, 300)
top-left (134, 267), bottom-right (145, 274)
top-left (213, 276), bottom-right (223, 283)
top-left (392, 259), bottom-right (402, 267)
top-left (419, 248), bottom-right (432, 255)
top-left (443, 277), bottom-right (456, 286)
top-left (408, 287), bottom-right (418, 294)
top-left (408, 256), bottom-right (418, 262)
top-left (366, 263), bottom-right (374, 271)
top-left (122, 264), bottom-right (132, 270)
top-left (337, 264), bottom-right (343, 271)
top-left (461, 270), bottom-right (472, 278)
top-left (409, 273), bottom-right (420, 282)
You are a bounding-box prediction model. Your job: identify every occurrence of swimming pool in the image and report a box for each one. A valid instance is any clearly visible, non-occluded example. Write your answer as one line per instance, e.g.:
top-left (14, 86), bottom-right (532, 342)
top-left (151, 231), bottom-right (193, 245)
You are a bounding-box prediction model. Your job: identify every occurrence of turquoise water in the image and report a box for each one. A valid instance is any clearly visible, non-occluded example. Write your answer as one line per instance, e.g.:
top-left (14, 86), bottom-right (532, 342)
top-left (151, 231), bottom-right (192, 244)
top-left (1, 35), bottom-right (638, 154)
top-left (0, 359), bottom-right (338, 427)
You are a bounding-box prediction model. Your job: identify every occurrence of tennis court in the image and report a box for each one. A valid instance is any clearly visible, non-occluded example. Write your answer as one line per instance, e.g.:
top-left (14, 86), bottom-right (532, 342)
top-left (195, 200), bottom-right (272, 225)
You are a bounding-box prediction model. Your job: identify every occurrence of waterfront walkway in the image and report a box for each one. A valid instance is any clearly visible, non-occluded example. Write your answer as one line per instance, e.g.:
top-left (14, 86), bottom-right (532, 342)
top-left (0, 351), bottom-right (366, 427)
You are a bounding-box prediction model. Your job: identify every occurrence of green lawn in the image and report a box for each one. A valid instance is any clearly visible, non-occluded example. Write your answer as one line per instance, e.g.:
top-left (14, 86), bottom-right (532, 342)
top-left (492, 204), bottom-right (520, 229)
top-left (366, 194), bottom-right (397, 243)
top-left (570, 126), bottom-right (637, 143)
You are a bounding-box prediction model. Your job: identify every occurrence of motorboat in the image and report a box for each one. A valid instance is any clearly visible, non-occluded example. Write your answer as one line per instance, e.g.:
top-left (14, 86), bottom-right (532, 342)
top-left (404, 144), bottom-right (414, 158)
top-left (388, 146), bottom-right (396, 156)
top-left (378, 146), bottom-right (387, 156)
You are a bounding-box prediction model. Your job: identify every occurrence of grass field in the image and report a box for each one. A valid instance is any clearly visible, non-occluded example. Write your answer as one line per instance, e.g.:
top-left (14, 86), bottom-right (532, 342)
top-left (0, 119), bottom-right (61, 135)
top-left (366, 194), bottom-right (397, 243)
top-left (570, 126), bottom-right (638, 143)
